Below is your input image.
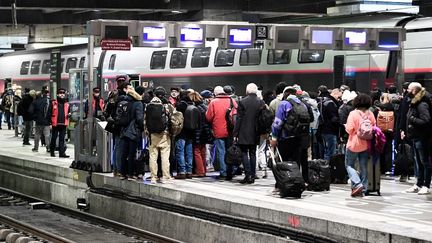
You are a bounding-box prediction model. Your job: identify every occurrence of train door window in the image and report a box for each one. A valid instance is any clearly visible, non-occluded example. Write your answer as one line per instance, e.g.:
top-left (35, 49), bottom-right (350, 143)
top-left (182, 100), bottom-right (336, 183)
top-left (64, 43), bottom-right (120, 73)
top-left (108, 54), bottom-right (116, 70)
top-left (240, 49), bottom-right (262, 66)
top-left (61, 58), bottom-right (65, 72)
top-left (150, 51), bottom-right (167, 70)
top-left (41, 60), bottom-right (50, 74)
top-left (191, 47), bottom-right (211, 68)
top-left (170, 49), bottom-right (188, 69)
top-left (20, 61), bottom-right (30, 75)
top-left (79, 57), bottom-right (85, 68)
top-left (267, 49), bottom-right (291, 65)
top-left (298, 50), bottom-right (325, 63)
top-left (215, 48), bottom-right (235, 67)
top-left (65, 57), bottom-right (78, 73)
top-left (30, 60), bottom-right (41, 75)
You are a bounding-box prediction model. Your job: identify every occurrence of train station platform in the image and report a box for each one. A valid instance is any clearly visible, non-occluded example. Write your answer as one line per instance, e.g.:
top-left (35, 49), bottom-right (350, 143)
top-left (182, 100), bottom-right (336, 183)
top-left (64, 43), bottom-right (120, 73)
top-left (0, 128), bottom-right (431, 243)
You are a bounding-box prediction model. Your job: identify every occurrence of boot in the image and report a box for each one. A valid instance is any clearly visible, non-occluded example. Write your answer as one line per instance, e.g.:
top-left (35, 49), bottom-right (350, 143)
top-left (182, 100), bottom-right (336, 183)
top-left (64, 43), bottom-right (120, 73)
top-left (239, 175), bottom-right (251, 184)
top-left (59, 154), bottom-right (70, 158)
top-left (50, 151), bottom-right (55, 157)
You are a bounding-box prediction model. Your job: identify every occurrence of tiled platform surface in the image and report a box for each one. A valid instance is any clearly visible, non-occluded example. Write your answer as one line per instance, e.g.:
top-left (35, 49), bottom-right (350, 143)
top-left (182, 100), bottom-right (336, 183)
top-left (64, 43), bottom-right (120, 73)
top-left (1, 127), bottom-right (432, 242)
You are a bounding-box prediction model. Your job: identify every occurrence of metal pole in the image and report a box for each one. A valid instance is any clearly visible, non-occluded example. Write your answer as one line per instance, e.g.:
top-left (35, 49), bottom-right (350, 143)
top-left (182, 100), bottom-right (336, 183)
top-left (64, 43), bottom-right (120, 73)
top-left (397, 42), bottom-right (405, 92)
top-left (88, 34), bottom-right (95, 155)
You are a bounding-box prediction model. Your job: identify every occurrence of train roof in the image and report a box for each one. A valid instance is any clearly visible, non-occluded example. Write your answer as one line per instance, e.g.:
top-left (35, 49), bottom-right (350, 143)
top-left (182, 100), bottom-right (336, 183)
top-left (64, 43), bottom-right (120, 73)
top-left (0, 43), bottom-right (87, 57)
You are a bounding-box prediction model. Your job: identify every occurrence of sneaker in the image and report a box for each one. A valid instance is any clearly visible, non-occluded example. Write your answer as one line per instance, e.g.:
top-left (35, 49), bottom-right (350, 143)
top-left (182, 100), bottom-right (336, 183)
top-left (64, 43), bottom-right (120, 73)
top-left (351, 185), bottom-right (364, 197)
top-left (150, 177), bottom-right (157, 184)
top-left (161, 177), bottom-right (174, 184)
top-left (405, 184), bottom-right (420, 193)
top-left (418, 186), bottom-right (430, 195)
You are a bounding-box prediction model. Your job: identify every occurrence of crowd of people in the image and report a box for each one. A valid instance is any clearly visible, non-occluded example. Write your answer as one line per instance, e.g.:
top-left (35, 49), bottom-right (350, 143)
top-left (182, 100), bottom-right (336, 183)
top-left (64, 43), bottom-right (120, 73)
top-left (0, 77), bottom-right (430, 197)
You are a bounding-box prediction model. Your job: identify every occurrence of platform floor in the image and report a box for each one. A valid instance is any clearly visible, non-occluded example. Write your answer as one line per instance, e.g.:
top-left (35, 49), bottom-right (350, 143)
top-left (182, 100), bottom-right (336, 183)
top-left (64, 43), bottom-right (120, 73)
top-left (1, 127), bottom-right (432, 242)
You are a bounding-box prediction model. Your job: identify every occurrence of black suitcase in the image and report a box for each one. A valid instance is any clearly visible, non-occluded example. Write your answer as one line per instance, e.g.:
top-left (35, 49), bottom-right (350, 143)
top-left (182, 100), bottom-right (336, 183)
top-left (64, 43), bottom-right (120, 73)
top-left (329, 153), bottom-right (348, 184)
top-left (366, 155), bottom-right (381, 196)
top-left (308, 159), bottom-right (331, 191)
top-left (269, 148), bottom-right (305, 198)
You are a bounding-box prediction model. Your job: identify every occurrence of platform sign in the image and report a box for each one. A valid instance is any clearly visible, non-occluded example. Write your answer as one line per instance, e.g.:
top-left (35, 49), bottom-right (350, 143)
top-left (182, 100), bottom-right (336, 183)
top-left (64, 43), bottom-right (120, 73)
top-left (174, 24), bottom-right (205, 48)
top-left (274, 26), bottom-right (307, 49)
top-left (139, 23), bottom-right (168, 47)
top-left (308, 27), bottom-right (341, 50)
top-left (343, 28), bottom-right (372, 50)
top-left (50, 49), bottom-right (61, 96)
top-left (101, 39), bottom-right (131, 51)
top-left (227, 25), bottom-right (255, 49)
top-left (376, 29), bottom-right (405, 50)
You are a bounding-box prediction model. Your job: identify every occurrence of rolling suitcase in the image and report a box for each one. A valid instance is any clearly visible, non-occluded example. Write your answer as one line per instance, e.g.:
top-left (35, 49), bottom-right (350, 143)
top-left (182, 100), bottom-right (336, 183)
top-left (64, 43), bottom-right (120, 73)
top-left (329, 144), bottom-right (348, 184)
top-left (308, 159), bottom-right (331, 191)
top-left (366, 154), bottom-right (381, 196)
top-left (269, 148), bottom-right (305, 198)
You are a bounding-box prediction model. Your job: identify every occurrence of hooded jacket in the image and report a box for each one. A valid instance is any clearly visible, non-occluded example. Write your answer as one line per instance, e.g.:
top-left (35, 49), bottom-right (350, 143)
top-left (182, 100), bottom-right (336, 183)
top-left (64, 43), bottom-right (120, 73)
top-left (406, 88), bottom-right (431, 140)
top-left (269, 93), bottom-right (283, 115)
top-left (120, 87), bottom-right (144, 141)
top-left (30, 95), bottom-right (50, 126)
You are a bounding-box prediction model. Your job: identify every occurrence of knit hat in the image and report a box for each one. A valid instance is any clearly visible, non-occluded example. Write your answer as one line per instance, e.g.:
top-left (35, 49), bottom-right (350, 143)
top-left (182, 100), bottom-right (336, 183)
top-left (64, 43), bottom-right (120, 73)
top-left (154, 86), bottom-right (166, 98)
top-left (200, 90), bottom-right (213, 98)
top-left (214, 86), bottom-right (224, 96)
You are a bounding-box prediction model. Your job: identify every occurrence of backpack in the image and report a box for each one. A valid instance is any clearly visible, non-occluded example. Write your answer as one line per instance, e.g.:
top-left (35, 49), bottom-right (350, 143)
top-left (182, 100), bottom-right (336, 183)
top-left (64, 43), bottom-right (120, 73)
top-left (357, 111), bottom-right (373, 140)
top-left (4, 95), bottom-right (12, 109)
top-left (170, 109), bottom-right (184, 136)
top-left (184, 104), bottom-right (201, 130)
top-left (256, 105), bottom-right (274, 135)
top-left (225, 98), bottom-right (237, 134)
top-left (376, 111), bottom-right (394, 132)
top-left (145, 103), bottom-right (169, 134)
top-left (284, 99), bottom-right (311, 137)
top-left (115, 100), bottom-right (131, 126)
top-left (225, 143), bottom-right (243, 166)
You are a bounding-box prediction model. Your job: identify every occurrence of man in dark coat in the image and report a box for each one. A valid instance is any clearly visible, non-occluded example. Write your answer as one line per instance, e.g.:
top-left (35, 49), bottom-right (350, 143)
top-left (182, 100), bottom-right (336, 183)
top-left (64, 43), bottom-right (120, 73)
top-left (233, 83), bottom-right (264, 184)
top-left (403, 82), bottom-right (431, 195)
top-left (20, 89), bottom-right (36, 145)
top-left (29, 90), bottom-right (51, 152)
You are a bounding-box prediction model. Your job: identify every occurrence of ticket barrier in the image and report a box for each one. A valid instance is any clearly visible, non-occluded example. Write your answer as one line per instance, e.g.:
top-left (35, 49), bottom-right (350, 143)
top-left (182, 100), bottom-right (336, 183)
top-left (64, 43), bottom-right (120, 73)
top-left (70, 118), bottom-right (113, 172)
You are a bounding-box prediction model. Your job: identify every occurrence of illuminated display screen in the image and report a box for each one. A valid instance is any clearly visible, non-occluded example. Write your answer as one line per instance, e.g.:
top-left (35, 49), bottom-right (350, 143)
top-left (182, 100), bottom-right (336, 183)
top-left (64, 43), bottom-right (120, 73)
top-left (105, 25), bottom-right (128, 39)
top-left (229, 28), bottom-right (252, 46)
top-left (277, 29), bottom-right (299, 44)
top-left (345, 31), bottom-right (367, 45)
top-left (311, 30), bottom-right (333, 45)
top-left (143, 26), bottom-right (166, 42)
top-left (379, 31), bottom-right (399, 48)
top-left (180, 27), bottom-right (203, 43)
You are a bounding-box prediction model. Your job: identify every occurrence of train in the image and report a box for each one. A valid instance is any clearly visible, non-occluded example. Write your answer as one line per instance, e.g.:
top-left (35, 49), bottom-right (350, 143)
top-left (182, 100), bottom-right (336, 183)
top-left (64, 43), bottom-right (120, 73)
top-left (1, 14), bottom-right (432, 97)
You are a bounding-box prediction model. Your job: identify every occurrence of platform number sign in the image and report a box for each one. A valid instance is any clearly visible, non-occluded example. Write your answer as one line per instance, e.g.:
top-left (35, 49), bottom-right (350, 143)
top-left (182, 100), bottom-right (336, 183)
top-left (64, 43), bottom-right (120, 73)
top-left (256, 25), bottom-right (268, 40)
top-left (50, 49), bottom-right (61, 95)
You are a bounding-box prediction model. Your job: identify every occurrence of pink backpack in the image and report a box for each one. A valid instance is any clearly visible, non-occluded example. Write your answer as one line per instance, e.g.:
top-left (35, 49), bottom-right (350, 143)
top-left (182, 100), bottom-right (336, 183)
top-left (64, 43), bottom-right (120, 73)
top-left (357, 111), bottom-right (373, 140)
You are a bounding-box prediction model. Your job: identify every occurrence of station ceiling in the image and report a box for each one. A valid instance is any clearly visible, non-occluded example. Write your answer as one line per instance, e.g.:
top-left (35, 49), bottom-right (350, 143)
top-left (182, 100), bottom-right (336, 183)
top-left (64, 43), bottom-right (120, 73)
top-left (0, 1), bottom-right (430, 26)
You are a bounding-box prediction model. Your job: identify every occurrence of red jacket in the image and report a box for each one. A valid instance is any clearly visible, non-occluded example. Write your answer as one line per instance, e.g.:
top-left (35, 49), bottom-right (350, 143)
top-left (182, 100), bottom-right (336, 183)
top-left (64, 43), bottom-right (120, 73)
top-left (92, 98), bottom-right (104, 114)
top-left (205, 95), bottom-right (237, 139)
top-left (51, 100), bottom-right (69, 127)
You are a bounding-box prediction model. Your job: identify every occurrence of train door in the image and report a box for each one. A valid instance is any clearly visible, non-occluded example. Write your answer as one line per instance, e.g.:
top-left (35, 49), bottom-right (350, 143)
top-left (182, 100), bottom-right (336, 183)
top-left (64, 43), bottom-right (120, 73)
top-left (344, 54), bottom-right (372, 93)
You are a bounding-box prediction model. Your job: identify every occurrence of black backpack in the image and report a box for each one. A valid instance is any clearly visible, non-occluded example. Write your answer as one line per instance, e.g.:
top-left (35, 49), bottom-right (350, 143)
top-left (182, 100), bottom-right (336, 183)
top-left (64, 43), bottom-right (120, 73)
top-left (257, 105), bottom-right (274, 135)
top-left (284, 99), bottom-right (311, 137)
top-left (115, 100), bottom-right (131, 126)
top-left (308, 159), bottom-right (331, 191)
top-left (225, 98), bottom-right (236, 134)
top-left (184, 104), bottom-right (201, 130)
top-left (225, 143), bottom-right (243, 166)
top-left (145, 103), bottom-right (169, 134)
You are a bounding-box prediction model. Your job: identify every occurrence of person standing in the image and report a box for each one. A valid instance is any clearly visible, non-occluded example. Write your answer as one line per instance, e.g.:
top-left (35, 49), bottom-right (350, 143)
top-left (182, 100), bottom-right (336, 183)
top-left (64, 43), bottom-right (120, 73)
top-left (233, 83), bottom-right (263, 184)
top-left (30, 90), bottom-right (51, 152)
top-left (403, 82), bottom-right (431, 195)
top-left (1, 89), bottom-right (14, 130)
top-left (20, 89), bottom-right (36, 145)
top-left (47, 88), bottom-right (70, 158)
top-left (84, 87), bottom-right (105, 119)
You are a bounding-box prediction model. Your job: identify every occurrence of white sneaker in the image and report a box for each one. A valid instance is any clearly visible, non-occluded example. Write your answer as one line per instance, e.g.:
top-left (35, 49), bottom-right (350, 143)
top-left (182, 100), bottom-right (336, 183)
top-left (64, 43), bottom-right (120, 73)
top-left (405, 185), bottom-right (420, 193)
top-left (161, 177), bottom-right (174, 184)
top-left (150, 177), bottom-right (157, 184)
top-left (418, 186), bottom-right (430, 195)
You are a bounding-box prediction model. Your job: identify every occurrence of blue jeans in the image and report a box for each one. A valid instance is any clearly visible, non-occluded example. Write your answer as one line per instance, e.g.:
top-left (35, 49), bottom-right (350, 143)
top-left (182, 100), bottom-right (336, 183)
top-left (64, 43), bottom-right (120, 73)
top-left (413, 139), bottom-right (431, 188)
top-left (345, 149), bottom-right (369, 191)
top-left (322, 133), bottom-right (337, 161)
top-left (213, 138), bottom-right (227, 176)
top-left (114, 135), bottom-right (124, 173)
top-left (175, 138), bottom-right (193, 174)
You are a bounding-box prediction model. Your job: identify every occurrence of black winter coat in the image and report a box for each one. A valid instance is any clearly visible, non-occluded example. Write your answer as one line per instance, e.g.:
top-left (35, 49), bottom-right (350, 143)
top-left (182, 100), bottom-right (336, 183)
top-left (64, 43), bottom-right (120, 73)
top-left (20, 94), bottom-right (34, 121)
top-left (193, 102), bottom-right (213, 145)
top-left (176, 100), bottom-right (195, 140)
top-left (338, 101), bottom-right (354, 125)
top-left (29, 96), bottom-right (50, 126)
top-left (233, 94), bottom-right (263, 145)
top-left (406, 88), bottom-right (431, 140)
top-left (319, 96), bottom-right (340, 135)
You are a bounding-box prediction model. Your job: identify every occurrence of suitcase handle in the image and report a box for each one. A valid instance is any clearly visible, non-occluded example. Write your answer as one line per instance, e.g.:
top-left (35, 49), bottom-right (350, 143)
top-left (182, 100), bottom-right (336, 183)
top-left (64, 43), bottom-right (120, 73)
top-left (268, 147), bottom-right (283, 165)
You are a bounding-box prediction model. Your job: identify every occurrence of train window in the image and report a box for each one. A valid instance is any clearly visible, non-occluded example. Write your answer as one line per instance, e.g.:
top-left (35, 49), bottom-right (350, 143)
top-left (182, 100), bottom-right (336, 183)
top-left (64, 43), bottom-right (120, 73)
top-left (20, 61), bottom-right (30, 75)
top-left (240, 49), bottom-right (262, 66)
top-left (65, 57), bottom-right (78, 73)
top-left (108, 54), bottom-right (116, 70)
top-left (79, 57), bottom-right (85, 68)
top-left (170, 49), bottom-right (188, 69)
top-left (267, 49), bottom-right (291, 65)
top-left (150, 51), bottom-right (167, 70)
top-left (30, 60), bottom-right (41, 75)
top-left (41, 60), bottom-right (50, 74)
top-left (214, 48), bottom-right (235, 67)
top-left (191, 47), bottom-right (211, 68)
top-left (298, 50), bottom-right (325, 63)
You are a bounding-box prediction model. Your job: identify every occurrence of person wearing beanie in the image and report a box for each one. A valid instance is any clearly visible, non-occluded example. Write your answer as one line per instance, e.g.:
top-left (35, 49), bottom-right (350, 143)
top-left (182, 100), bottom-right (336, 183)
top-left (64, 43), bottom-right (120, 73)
top-left (206, 85), bottom-right (238, 180)
top-left (233, 83), bottom-right (263, 184)
top-left (47, 88), bottom-right (70, 158)
top-left (84, 87), bottom-right (105, 119)
top-left (200, 90), bottom-right (213, 105)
